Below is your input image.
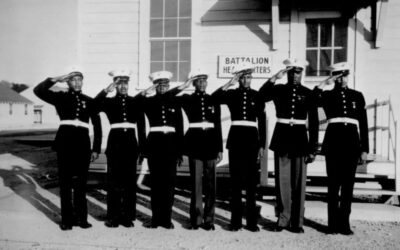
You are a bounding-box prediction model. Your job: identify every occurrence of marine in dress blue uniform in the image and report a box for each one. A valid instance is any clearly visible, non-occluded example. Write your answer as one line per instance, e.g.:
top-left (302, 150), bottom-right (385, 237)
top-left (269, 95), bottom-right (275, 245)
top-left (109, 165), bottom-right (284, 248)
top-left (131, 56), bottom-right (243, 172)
top-left (167, 69), bottom-right (223, 230)
top-left (313, 62), bottom-right (369, 235)
top-left (34, 68), bottom-right (102, 230)
top-left (213, 63), bottom-right (266, 232)
top-left (95, 69), bottom-right (145, 228)
top-left (259, 59), bottom-right (319, 233)
top-left (139, 71), bottom-right (184, 229)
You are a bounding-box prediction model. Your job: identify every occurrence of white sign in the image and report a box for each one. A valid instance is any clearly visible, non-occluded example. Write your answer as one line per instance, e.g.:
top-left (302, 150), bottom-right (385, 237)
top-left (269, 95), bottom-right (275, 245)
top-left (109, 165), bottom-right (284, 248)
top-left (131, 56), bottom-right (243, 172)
top-left (218, 55), bottom-right (272, 78)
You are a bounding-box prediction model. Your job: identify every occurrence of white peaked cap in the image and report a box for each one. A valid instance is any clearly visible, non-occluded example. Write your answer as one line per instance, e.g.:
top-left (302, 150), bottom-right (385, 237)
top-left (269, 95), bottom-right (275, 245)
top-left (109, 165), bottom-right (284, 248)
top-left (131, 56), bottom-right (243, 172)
top-left (233, 62), bottom-right (255, 75)
top-left (65, 65), bottom-right (84, 74)
top-left (108, 69), bottom-right (133, 78)
top-left (188, 68), bottom-right (208, 79)
top-left (150, 71), bottom-right (173, 82)
top-left (328, 62), bottom-right (351, 72)
top-left (283, 58), bottom-right (309, 69)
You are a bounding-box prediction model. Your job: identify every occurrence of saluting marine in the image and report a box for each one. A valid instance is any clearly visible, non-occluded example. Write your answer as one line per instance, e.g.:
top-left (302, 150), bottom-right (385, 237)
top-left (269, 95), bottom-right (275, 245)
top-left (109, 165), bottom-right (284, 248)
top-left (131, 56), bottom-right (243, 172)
top-left (259, 59), bottom-right (319, 233)
top-left (34, 68), bottom-right (102, 231)
top-left (95, 69), bottom-right (145, 228)
top-left (314, 62), bottom-right (369, 235)
top-left (139, 71), bottom-right (184, 229)
top-left (167, 69), bottom-right (223, 231)
top-left (213, 63), bottom-right (266, 232)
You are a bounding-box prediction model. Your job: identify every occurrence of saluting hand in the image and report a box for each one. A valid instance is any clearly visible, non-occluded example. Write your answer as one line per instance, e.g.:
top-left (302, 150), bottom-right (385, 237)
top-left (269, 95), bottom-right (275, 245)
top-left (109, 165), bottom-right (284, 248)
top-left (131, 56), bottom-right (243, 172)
top-left (141, 84), bottom-right (158, 96)
top-left (105, 80), bottom-right (118, 93)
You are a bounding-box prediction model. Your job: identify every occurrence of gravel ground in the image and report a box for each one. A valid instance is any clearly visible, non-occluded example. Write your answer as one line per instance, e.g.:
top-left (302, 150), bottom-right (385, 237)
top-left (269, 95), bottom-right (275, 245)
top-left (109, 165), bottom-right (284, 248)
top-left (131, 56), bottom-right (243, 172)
top-left (0, 132), bottom-right (400, 250)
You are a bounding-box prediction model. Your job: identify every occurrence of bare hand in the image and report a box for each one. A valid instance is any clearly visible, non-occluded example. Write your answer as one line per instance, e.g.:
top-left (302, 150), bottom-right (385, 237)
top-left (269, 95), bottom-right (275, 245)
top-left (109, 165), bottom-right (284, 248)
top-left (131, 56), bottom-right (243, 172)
top-left (105, 81), bottom-right (117, 93)
top-left (141, 84), bottom-right (158, 96)
top-left (304, 153), bottom-right (316, 164)
top-left (359, 152), bottom-right (368, 165)
top-left (90, 152), bottom-right (99, 162)
top-left (257, 148), bottom-right (264, 163)
top-left (276, 67), bottom-right (292, 80)
top-left (216, 152), bottom-right (223, 164)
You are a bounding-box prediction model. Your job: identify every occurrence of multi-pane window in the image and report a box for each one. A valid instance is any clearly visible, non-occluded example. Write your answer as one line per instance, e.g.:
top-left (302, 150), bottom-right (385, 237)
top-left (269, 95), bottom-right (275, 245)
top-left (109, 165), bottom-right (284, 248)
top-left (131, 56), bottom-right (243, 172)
top-left (306, 19), bottom-right (347, 76)
top-left (150, 0), bottom-right (191, 82)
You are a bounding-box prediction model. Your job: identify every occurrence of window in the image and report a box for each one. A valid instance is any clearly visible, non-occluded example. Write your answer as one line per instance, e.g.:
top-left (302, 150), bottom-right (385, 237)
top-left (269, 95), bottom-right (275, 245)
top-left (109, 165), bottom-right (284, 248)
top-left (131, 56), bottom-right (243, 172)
top-left (9, 103), bottom-right (12, 115)
top-left (25, 104), bottom-right (28, 115)
top-left (150, 0), bottom-right (191, 82)
top-left (306, 19), bottom-right (347, 76)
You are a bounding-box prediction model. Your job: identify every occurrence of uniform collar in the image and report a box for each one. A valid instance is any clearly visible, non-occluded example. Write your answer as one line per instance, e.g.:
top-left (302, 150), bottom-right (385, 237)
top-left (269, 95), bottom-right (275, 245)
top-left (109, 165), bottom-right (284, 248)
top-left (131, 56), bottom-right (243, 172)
top-left (68, 89), bottom-right (81, 95)
top-left (195, 90), bottom-right (206, 96)
top-left (116, 93), bottom-right (127, 99)
top-left (334, 85), bottom-right (348, 91)
top-left (238, 86), bottom-right (250, 92)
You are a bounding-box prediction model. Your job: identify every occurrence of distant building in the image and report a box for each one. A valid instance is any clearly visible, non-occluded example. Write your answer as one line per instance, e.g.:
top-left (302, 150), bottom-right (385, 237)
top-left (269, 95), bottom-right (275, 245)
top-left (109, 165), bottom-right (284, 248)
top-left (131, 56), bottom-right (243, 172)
top-left (0, 84), bottom-right (33, 130)
top-left (20, 86), bottom-right (67, 129)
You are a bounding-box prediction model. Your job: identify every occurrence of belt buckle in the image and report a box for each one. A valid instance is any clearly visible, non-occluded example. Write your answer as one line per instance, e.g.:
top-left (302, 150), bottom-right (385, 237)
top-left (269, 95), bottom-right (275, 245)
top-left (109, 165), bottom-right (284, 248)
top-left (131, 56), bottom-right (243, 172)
top-left (289, 119), bottom-right (294, 126)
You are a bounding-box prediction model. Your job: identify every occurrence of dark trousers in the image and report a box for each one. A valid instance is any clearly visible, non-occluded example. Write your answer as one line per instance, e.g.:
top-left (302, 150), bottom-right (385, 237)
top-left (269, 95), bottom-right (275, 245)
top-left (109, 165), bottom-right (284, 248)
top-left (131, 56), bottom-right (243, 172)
top-left (274, 153), bottom-right (307, 228)
top-left (228, 148), bottom-right (259, 227)
top-left (106, 153), bottom-right (137, 222)
top-left (147, 156), bottom-right (177, 226)
top-left (57, 151), bottom-right (90, 225)
top-left (325, 153), bottom-right (358, 230)
top-left (189, 158), bottom-right (216, 226)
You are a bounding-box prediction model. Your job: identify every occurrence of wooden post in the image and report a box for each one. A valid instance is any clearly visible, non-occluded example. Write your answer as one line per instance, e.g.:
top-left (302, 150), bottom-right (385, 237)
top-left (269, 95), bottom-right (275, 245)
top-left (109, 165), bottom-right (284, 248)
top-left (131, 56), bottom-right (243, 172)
top-left (373, 99), bottom-right (377, 154)
top-left (271, 0), bottom-right (280, 50)
top-left (260, 115), bottom-right (269, 186)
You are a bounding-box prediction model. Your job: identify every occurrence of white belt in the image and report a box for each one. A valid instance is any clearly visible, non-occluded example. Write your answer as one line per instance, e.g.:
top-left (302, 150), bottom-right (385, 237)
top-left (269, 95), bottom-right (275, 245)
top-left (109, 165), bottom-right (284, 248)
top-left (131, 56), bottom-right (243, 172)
top-left (60, 120), bottom-right (89, 129)
top-left (189, 122), bottom-right (214, 129)
top-left (110, 122), bottom-right (137, 130)
top-left (328, 117), bottom-right (359, 126)
top-left (231, 120), bottom-right (257, 127)
top-left (277, 118), bottom-right (307, 125)
top-left (149, 126), bottom-right (176, 133)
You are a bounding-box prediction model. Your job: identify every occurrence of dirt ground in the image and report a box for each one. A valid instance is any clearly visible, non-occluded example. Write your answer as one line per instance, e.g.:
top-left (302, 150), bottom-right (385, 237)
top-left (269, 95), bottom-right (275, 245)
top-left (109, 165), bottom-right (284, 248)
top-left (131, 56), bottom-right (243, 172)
top-left (0, 131), bottom-right (400, 250)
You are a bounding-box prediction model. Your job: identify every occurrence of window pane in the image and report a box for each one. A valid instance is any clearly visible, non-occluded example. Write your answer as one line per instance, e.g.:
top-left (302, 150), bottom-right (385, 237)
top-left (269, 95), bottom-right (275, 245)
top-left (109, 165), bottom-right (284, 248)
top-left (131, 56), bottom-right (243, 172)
top-left (151, 0), bottom-right (163, 18)
top-left (306, 22), bottom-right (318, 47)
top-left (334, 21), bottom-right (347, 47)
top-left (150, 19), bottom-right (163, 37)
top-left (179, 0), bottom-right (191, 17)
top-left (320, 22), bottom-right (332, 47)
top-left (151, 41), bottom-right (163, 61)
top-left (179, 18), bottom-right (191, 37)
top-left (334, 49), bottom-right (347, 63)
top-left (179, 40), bottom-right (191, 61)
top-left (306, 50), bottom-right (318, 76)
top-left (151, 62), bottom-right (163, 72)
top-left (165, 0), bottom-right (178, 17)
top-left (165, 41), bottom-right (178, 61)
top-left (165, 62), bottom-right (178, 81)
top-left (320, 49), bottom-right (332, 76)
top-left (165, 19), bottom-right (178, 37)
top-left (179, 62), bottom-right (190, 82)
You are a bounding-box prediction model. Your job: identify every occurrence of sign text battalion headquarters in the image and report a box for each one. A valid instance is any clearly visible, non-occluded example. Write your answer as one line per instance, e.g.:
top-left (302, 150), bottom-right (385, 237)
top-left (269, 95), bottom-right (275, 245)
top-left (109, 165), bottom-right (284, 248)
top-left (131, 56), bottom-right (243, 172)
top-left (218, 55), bottom-right (272, 78)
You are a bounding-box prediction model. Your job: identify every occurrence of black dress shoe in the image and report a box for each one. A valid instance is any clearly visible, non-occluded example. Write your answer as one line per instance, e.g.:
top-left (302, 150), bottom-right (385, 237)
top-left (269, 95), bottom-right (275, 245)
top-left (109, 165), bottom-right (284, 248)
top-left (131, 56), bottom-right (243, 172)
top-left (202, 224), bottom-right (215, 231)
top-left (340, 228), bottom-right (354, 235)
top-left (274, 225), bottom-right (287, 232)
top-left (120, 220), bottom-right (134, 228)
top-left (105, 220), bottom-right (119, 228)
top-left (290, 227), bottom-right (304, 233)
top-left (326, 226), bottom-right (338, 234)
top-left (59, 223), bottom-right (72, 231)
top-left (78, 221), bottom-right (92, 229)
top-left (245, 225), bottom-right (260, 232)
top-left (189, 225), bottom-right (199, 230)
top-left (230, 224), bottom-right (242, 232)
top-left (161, 222), bottom-right (174, 229)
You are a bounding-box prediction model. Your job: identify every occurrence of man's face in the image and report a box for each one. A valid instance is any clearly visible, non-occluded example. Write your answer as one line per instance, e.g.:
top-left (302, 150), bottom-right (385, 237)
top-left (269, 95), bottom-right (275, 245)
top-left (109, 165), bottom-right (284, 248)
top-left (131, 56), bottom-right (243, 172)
top-left (155, 79), bottom-right (170, 94)
top-left (239, 73), bottom-right (252, 88)
top-left (287, 67), bottom-right (303, 84)
top-left (333, 70), bottom-right (349, 87)
top-left (115, 77), bottom-right (129, 95)
top-left (67, 75), bottom-right (83, 92)
top-left (193, 77), bottom-right (208, 92)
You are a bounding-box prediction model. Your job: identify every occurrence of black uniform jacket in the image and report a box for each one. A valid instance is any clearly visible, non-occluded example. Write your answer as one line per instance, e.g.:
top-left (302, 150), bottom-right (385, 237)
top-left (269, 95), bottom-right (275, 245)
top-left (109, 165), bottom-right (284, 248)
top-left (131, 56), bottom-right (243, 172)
top-left (313, 86), bottom-right (369, 155)
top-left (212, 86), bottom-right (266, 152)
top-left (137, 93), bottom-right (184, 159)
top-left (95, 90), bottom-right (145, 157)
top-left (34, 78), bottom-right (102, 153)
top-left (259, 80), bottom-right (319, 156)
top-left (168, 88), bottom-right (223, 160)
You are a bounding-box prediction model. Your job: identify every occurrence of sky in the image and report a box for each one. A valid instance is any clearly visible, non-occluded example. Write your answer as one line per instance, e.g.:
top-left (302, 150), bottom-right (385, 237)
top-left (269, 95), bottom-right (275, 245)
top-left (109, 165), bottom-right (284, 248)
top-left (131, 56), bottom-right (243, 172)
top-left (0, 0), bottom-right (78, 86)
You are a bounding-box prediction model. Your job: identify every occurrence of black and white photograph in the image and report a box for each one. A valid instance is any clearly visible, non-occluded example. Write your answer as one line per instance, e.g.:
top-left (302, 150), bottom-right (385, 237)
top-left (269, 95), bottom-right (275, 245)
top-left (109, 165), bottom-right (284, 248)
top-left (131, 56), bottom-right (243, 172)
top-left (0, 0), bottom-right (399, 249)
